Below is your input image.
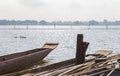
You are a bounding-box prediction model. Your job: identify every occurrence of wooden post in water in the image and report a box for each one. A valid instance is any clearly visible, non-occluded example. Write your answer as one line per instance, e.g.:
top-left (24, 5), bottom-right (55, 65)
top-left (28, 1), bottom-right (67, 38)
top-left (75, 34), bottom-right (89, 65)
top-left (88, 22), bottom-right (90, 29)
top-left (54, 24), bottom-right (56, 29)
top-left (106, 24), bottom-right (108, 30)
top-left (14, 25), bottom-right (15, 30)
top-left (26, 24), bottom-right (28, 30)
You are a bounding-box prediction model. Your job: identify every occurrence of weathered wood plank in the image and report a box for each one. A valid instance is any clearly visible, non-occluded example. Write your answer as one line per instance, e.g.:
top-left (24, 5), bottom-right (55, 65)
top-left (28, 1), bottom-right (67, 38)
top-left (95, 50), bottom-right (112, 56)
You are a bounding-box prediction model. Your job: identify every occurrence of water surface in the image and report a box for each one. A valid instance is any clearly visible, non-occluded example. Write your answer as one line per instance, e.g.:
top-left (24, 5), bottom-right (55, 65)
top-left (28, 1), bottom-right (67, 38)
top-left (0, 29), bottom-right (120, 64)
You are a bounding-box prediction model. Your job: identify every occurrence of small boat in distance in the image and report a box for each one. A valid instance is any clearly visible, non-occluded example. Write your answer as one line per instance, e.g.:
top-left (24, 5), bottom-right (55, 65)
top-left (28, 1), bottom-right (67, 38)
top-left (0, 43), bottom-right (59, 75)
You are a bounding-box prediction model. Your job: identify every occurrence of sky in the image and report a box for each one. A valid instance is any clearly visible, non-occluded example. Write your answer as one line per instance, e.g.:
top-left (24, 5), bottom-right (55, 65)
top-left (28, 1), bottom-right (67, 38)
top-left (0, 0), bottom-right (120, 21)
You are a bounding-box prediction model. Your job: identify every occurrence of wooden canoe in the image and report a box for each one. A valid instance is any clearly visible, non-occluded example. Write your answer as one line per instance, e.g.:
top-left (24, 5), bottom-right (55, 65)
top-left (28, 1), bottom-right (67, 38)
top-left (0, 43), bottom-right (58, 75)
top-left (3, 50), bottom-right (112, 76)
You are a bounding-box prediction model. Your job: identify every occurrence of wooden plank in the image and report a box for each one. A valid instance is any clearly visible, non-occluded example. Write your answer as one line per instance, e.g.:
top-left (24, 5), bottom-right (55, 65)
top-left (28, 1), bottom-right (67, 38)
top-left (95, 58), bottom-right (107, 63)
top-left (95, 50), bottom-right (112, 56)
top-left (43, 43), bottom-right (59, 49)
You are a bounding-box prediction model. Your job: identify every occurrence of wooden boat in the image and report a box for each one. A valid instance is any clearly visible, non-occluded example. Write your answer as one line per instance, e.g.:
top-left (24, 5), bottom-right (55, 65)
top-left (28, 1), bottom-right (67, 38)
top-left (0, 43), bottom-right (58, 75)
top-left (3, 50), bottom-right (113, 76)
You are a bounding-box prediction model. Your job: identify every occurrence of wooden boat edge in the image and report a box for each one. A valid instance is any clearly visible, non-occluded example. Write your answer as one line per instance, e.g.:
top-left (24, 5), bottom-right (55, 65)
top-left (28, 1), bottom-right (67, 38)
top-left (0, 43), bottom-right (59, 75)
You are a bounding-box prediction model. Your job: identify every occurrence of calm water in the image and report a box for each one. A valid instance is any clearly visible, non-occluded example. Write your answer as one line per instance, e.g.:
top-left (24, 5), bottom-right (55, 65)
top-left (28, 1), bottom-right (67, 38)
top-left (0, 29), bottom-right (120, 64)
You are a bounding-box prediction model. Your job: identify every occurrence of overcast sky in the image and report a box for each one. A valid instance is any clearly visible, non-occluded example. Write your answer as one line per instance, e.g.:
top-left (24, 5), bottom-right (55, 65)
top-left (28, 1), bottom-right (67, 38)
top-left (0, 0), bottom-right (120, 21)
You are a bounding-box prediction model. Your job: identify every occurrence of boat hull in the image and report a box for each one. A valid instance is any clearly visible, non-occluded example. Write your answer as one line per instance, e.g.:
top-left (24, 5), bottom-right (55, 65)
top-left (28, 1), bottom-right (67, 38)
top-left (0, 49), bottom-right (52, 75)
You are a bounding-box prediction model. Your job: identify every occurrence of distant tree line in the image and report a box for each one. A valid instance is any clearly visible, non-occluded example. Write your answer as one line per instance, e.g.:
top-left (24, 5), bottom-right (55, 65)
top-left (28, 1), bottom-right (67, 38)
top-left (0, 19), bottom-right (120, 25)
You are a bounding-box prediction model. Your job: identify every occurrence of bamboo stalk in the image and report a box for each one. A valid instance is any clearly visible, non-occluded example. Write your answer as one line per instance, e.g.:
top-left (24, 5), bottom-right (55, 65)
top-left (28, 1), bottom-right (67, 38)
top-left (57, 61), bottom-right (94, 76)
top-left (107, 69), bottom-right (115, 76)
top-left (88, 70), bottom-right (109, 76)
top-left (71, 66), bottom-right (106, 76)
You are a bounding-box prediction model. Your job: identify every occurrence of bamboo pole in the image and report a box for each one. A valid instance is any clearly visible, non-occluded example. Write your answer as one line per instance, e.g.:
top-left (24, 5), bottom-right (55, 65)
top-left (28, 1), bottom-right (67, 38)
top-left (107, 69), bottom-right (115, 76)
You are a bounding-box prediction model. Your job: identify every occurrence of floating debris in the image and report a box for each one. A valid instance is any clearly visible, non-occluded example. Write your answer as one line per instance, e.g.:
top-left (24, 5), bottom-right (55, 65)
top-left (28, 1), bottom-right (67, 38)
top-left (14, 35), bottom-right (27, 39)
top-left (14, 36), bottom-right (18, 38)
top-left (19, 35), bottom-right (26, 38)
